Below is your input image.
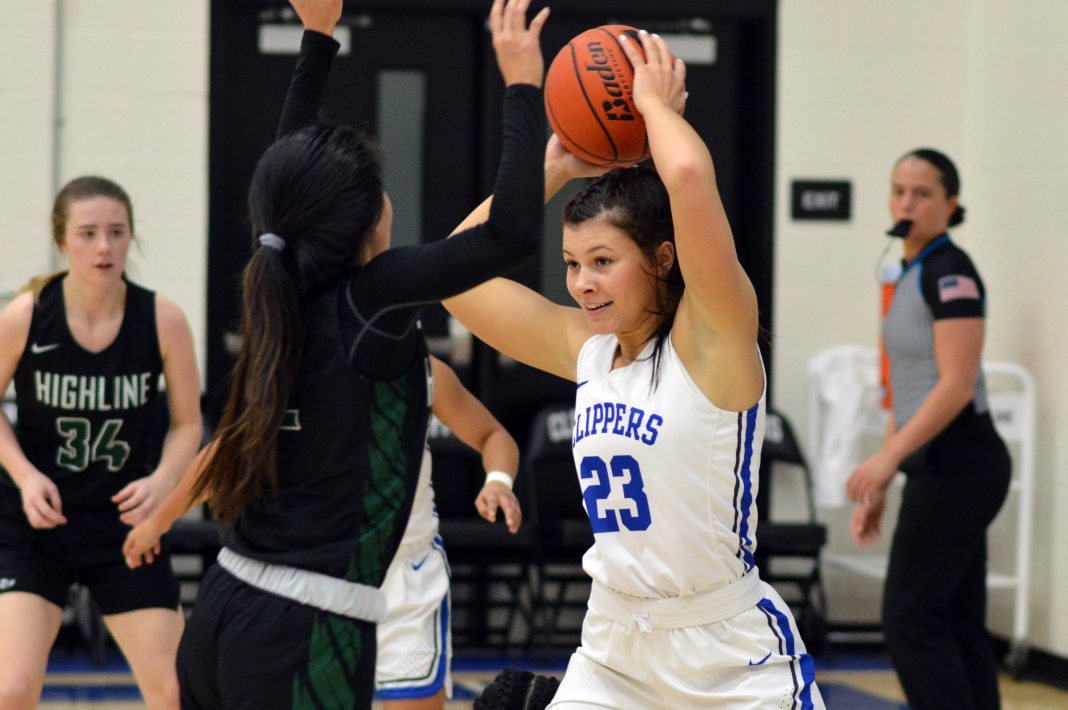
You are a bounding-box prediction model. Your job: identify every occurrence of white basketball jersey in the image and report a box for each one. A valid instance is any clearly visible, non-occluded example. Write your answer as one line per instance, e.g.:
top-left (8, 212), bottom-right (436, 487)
top-left (572, 332), bottom-right (765, 598)
top-left (398, 445), bottom-right (439, 553)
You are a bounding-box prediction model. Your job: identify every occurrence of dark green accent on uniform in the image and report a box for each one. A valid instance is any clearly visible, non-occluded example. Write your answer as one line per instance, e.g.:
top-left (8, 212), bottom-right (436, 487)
top-left (54, 417), bottom-right (131, 472)
top-left (55, 417), bottom-right (92, 470)
top-left (346, 378), bottom-right (409, 585)
top-left (290, 612), bottom-right (365, 709)
top-left (377, 603), bottom-right (442, 685)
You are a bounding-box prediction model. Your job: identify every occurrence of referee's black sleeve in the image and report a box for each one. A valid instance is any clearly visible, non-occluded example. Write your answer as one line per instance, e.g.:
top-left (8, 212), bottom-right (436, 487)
top-left (920, 247), bottom-right (986, 320)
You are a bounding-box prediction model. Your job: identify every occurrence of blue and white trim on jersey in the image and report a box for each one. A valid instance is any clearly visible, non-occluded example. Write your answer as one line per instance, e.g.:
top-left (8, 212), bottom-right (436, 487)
top-left (757, 596), bottom-right (818, 710)
top-left (731, 402), bottom-right (760, 572)
top-left (433, 535), bottom-right (450, 579)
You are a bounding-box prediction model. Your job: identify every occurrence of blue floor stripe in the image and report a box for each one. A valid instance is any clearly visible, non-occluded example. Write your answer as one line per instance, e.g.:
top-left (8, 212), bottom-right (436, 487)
top-left (47, 650), bottom-right (130, 674)
top-left (43, 649), bottom-right (909, 708)
top-left (42, 685), bottom-right (143, 701)
top-left (48, 648), bottom-right (889, 674)
top-left (36, 681), bottom-right (912, 709)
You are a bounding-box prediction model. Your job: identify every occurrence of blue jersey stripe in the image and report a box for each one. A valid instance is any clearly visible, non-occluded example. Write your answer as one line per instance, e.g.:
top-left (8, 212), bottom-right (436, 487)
top-left (730, 412), bottom-right (744, 534)
top-left (758, 597), bottom-right (818, 710)
top-left (736, 402), bottom-right (759, 571)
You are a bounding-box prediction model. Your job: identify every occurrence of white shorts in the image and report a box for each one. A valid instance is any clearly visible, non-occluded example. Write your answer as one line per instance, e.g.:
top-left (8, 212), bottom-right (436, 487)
top-left (375, 536), bottom-right (452, 700)
top-left (548, 577), bottom-right (824, 710)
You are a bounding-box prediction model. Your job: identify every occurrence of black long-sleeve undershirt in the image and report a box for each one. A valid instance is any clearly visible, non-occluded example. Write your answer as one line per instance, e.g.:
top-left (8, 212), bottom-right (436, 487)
top-left (274, 30), bottom-right (543, 380)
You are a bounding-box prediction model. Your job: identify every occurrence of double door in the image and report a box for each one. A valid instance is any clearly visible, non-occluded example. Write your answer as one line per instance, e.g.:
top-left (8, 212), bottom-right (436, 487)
top-left (208, 1), bottom-right (774, 419)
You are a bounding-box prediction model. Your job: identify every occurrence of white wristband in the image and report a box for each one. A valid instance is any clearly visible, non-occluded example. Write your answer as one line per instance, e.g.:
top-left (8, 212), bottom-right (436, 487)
top-left (484, 471), bottom-right (514, 490)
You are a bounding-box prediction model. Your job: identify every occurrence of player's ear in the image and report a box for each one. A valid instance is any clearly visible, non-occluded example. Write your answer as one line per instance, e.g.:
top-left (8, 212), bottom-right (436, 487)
top-left (655, 241), bottom-right (675, 272)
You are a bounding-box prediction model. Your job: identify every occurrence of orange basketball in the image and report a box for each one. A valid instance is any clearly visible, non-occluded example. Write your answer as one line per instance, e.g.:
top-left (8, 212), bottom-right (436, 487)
top-left (545, 25), bottom-right (648, 167)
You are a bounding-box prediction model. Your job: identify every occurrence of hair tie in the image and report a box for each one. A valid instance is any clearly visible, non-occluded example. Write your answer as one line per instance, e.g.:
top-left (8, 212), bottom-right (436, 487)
top-left (259, 233), bottom-right (286, 251)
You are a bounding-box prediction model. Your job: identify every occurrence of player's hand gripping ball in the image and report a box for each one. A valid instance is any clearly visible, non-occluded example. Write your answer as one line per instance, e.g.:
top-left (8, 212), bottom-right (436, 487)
top-left (545, 25), bottom-right (653, 166)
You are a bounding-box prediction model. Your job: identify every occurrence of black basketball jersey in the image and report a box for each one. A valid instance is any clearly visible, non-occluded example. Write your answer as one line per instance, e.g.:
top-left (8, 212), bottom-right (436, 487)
top-left (217, 29), bottom-right (540, 586)
top-left (5, 276), bottom-right (164, 509)
top-left (227, 281), bottom-right (431, 586)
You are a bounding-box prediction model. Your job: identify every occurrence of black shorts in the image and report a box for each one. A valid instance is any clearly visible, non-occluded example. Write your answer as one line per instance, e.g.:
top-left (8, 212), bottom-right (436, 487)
top-left (0, 490), bottom-right (179, 614)
top-left (179, 563), bottom-right (376, 710)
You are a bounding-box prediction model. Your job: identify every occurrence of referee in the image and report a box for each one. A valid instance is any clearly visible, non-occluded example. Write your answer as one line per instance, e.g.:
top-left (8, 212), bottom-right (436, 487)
top-left (848, 148), bottom-right (1011, 710)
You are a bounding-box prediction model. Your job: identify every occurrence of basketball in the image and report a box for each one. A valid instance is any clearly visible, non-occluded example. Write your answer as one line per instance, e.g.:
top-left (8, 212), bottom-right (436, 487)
top-left (545, 25), bottom-right (648, 167)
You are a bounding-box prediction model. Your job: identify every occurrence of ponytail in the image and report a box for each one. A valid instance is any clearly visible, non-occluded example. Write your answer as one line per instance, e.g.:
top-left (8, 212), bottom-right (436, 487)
top-left (18, 272), bottom-right (65, 301)
top-left (191, 245), bottom-right (303, 521)
top-left (190, 123), bottom-right (384, 521)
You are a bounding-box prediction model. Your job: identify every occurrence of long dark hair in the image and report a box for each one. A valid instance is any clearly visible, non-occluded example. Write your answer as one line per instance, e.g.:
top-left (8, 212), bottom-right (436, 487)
top-left (194, 124), bottom-right (384, 521)
top-left (22, 175), bottom-right (136, 298)
top-left (564, 166), bottom-right (684, 386)
top-left (901, 147), bottom-right (966, 227)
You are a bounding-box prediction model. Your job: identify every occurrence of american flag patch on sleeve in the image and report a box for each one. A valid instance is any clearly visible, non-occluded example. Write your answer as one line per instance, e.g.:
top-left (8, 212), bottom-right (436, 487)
top-left (938, 274), bottom-right (980, 302)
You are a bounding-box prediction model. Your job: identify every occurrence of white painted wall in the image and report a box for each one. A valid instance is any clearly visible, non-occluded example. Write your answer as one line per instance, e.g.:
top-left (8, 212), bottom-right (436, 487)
top-left (0, 0), bottom-right (208, 377)
top-left (776, 0), bottom-right (1068, 658)
top-left (1, 0), bottom-right (1064, 660)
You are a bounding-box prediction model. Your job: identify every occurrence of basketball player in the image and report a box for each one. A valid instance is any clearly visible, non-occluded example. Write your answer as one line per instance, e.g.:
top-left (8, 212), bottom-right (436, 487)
top-left (0, 176), bottom-right (202, 710)
top-left (847, 149), bottom-right (1010, 710)
top-left (377, 355), bottom-right (521, 709)
top-left (122, 0), bottom-right (548, 707)
top-left (444, 30), bottom-right (824, 709)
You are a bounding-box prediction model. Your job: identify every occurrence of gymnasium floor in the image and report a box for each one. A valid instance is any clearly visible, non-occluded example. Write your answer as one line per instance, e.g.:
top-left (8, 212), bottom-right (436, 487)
top-left (39, 645), bottom-right (1068, 709)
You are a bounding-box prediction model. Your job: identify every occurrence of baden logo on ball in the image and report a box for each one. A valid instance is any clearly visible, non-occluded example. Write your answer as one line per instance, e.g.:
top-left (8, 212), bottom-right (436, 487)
top-left (545, 25), bottom-right (650, 166)
top-left (582, 36), bottom-right (636, 122)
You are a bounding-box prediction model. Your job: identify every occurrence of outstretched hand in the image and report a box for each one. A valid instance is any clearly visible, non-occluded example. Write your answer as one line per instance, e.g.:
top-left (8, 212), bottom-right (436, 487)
top-left (475, 481), bottom-right (523, 534)
top-left (617, 30), bottom-right (687, 117)
top-left (490, 0), bottom-right (550, 88)
top-left (289, 0), bottom-right (342, 36)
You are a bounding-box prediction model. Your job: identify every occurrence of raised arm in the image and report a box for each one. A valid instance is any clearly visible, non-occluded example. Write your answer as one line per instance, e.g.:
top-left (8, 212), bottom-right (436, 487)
top-left (441, 2), bottom-right (598, 381)
top-left (430, 357), bottom-right (522, 532)
top-left (620, 32), bottom-right (757, 342)
top-left (344, 0), bottom-right (556, 372)
top-left (275, 0), bottom-right (343, 138)
top-left (618, 31), bottom-right (762, 407)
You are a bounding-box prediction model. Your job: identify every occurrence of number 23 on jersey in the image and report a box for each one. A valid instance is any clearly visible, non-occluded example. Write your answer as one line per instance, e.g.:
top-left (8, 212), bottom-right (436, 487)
top-left (579, 455), bottom-right (652, 533)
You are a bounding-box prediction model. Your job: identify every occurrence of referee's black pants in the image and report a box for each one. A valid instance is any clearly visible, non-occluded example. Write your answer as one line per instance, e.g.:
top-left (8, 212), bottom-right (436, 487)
top-left (882, 422), bottom-right (1011, 710)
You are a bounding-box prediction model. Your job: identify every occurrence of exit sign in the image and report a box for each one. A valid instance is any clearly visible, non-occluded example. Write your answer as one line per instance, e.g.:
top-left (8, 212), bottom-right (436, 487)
top-left (791, 180), bottom-right (851, 221)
